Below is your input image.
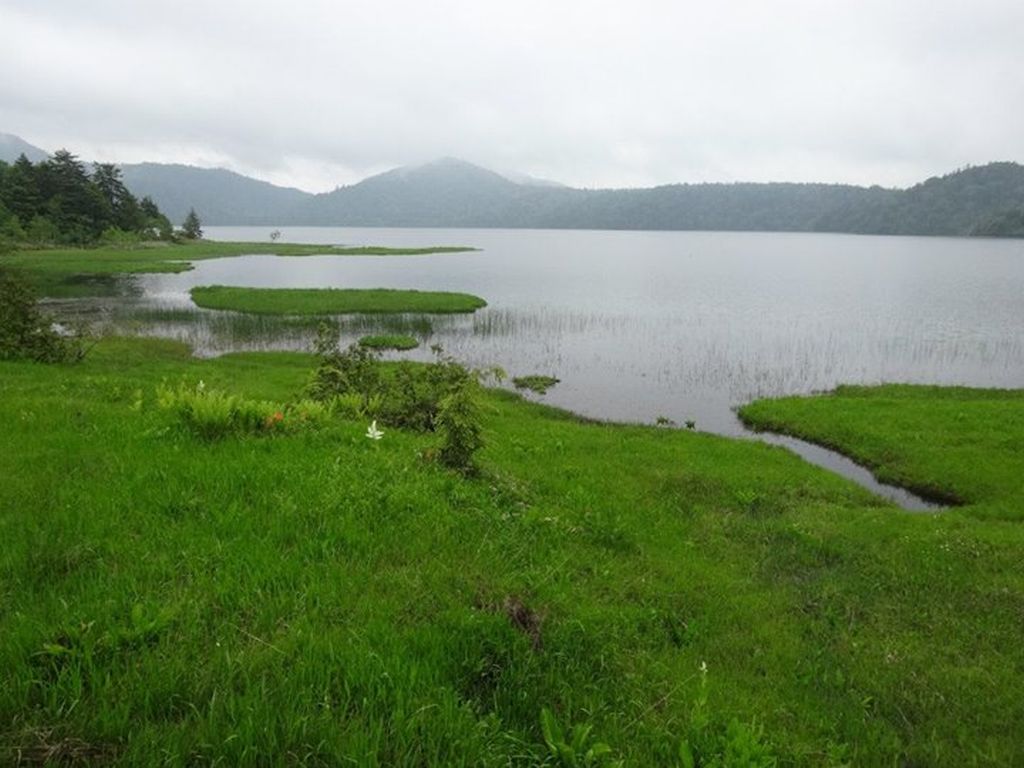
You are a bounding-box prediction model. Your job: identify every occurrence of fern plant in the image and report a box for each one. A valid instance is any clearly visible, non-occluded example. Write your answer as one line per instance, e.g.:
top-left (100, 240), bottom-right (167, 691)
top-left (540, 708), bottom-right (620, 768)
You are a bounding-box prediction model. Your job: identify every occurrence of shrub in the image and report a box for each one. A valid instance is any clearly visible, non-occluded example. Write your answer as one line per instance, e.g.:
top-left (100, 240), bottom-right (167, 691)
top-left (100, 227), bottom-right (143, 246)
top-left (309, 326), bottom-right (467, 432)
top-left (308, 323), bottom-right (383, 406)
top-left (0, 269), bottom-right (86, 363)
top-left (307, 329), bottom-right (494, 471)
top-left (436, 376), bottom-right (484, 473)
top-left (382, 351), bottom-right (474, 431)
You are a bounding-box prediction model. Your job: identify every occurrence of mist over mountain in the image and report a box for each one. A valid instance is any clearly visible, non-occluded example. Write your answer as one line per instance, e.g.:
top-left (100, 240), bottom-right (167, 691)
top-left (118, 155), bottom-right (1024, 237)
top-left (3, 133), bottom-right (1023, 236)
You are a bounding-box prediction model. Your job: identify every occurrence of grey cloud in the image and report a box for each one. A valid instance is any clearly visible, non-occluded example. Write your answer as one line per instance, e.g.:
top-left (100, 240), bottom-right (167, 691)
top-left (1, 0), bottom-right (1021, 192)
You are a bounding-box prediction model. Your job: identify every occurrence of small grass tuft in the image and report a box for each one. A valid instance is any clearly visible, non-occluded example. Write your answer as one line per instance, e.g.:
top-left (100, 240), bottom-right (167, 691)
top-left (358, 334), bottom-right (420, 351)
top-left (512, 375), bottom-right (560, 395)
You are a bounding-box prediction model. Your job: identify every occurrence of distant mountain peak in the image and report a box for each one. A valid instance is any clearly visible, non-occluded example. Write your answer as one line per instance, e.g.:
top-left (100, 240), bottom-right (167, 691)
top-left (497, 168), bottom-right (567, 188)
top-left (0, 132), bottom-right (49, 163)
top-left (425, 156), bottom-right (478, 168)
top-left (356, 156), bottom-right (519, 192)
top-left (406, 157), bottom-right (566, 187)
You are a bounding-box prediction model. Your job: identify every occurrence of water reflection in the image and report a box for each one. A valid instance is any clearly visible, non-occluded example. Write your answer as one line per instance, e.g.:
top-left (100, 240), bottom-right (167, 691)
top-left (51, 227), bottom-right (1024, 442)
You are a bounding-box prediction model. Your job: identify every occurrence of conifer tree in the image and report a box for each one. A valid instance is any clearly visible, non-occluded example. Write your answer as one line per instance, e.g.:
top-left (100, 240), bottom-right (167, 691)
top-left (182, 208), bottom-right (203, 239)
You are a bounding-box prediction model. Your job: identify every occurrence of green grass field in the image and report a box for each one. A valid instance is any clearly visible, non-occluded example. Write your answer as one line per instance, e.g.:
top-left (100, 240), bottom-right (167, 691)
top-left (2, 338), bottom-right (1023, 765)
top-left (190, 286), bottom-right (488, 315)
top-left (740, 384), bottom-right (1024, 518)
top-left (1, 241), bottom-right (476, 298)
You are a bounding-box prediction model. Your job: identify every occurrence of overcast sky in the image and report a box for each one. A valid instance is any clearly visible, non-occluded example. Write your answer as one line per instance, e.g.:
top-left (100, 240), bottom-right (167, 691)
top-left (2, 0), bottom-right (1022, 192)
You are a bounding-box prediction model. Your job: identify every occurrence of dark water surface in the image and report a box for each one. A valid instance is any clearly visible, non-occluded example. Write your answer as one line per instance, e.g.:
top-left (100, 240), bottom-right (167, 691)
top-left (82, 226), bottom-right (1024, 509)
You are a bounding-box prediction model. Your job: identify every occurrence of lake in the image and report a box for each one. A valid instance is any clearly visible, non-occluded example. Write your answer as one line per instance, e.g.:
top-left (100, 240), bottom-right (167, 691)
top-left (120, 226), bottom-right (1024, 439)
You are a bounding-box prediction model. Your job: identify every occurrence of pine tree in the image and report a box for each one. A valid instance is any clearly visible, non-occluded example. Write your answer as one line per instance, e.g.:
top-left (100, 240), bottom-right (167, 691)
top-left (5, 155), bottom-right (42, 224)
top-left (92, 163), bottom-right (143, 231)
top-left (182, 208), bottom-right (203, 239)
top-left (44, 150), bottom-right (107, 242)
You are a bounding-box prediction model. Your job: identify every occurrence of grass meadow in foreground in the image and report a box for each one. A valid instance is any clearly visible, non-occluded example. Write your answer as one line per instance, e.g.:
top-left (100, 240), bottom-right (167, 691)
top-left (740, 383), bottom-right (1024, 518)
top-left (1, 339), bottom-right (1023, 765)
top-left (1, 241), bottom-right (477, 298)
top-left (190, 286), bottom-right (488, 315)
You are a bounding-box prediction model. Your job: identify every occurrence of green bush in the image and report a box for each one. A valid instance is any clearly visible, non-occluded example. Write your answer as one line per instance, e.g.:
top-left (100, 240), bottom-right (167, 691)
top-left (436, 377), bottom-right (484, 473)
top-left (0, 269), bottom-right (85, 363)
top-left (382, 352), bottom-right (474, 431)
top-left (308, 326), bottom-right (494, 470)
top-left (307, 323), bottom-right (383, 407)
top-left (100, 227), bottom-right (143, 246)
top-left (309, 325), bottom-right (468, 433)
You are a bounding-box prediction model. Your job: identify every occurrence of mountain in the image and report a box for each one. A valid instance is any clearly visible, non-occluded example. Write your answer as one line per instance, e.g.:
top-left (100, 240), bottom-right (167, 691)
top-left (497, 169), bottom-right (567, 188)
top-left (0, 133), bottom-right (49, 164)
top-left (297, 157), bottom-right (527, 226)
top-left (3, 131), bottom-right (1023, 235)
top-left (292, 159), bottom-right (1024, 235)
top-left (119, 163), bottom-right (311, 225)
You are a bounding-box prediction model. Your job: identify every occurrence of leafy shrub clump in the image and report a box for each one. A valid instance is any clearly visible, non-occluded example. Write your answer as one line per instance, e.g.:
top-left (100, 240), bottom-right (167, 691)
top-left (308, 324), bottom-right (383, 408)
top-left (308, 323), bottom-right (499, 472)
top-left (0, 269), bottom-right (86, 363)
top-left (436, 377), bottom-right (484, 473)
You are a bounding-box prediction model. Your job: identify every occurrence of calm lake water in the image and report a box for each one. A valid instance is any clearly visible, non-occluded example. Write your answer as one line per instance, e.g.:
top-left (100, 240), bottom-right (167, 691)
top-left (124, 226), bottom-right (1024, 439)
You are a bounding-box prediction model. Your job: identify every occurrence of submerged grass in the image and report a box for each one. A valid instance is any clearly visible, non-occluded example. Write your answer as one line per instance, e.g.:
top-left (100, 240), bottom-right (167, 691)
top-left (2, 241), bottom-right (477, 298)
top-left (512, 374), bottom-right (561, 394)
top-left (1, 339), bottom-right (1023, 764)
top-left (359, 334), bottom-right (421, 350)
top-left (190, 286), bottom-right (488, 315)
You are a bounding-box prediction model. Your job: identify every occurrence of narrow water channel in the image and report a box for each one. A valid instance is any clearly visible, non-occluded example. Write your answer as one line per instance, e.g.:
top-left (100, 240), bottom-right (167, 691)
top-left (739, 425), bottom-right (943, 512)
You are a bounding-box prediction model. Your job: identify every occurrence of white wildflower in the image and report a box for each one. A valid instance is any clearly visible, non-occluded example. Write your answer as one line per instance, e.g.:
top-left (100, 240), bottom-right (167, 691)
top-left (366, 420), bottom-right (384, 440)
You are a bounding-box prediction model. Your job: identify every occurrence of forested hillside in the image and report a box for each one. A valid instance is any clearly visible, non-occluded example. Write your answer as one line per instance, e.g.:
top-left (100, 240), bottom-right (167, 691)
top-left (3, 132), bottom-right (1023, 237)
top-left (0, 152), bottom-right (174, 245)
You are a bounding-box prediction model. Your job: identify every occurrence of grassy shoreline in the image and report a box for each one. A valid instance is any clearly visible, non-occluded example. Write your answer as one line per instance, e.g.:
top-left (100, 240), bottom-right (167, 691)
top-left (739, 383), bottom-right (1024, 517)
top-left (190, 285), bottom-right (488, 315)
top-left (2, 337), bottom-right (1023, 764)
top-left (1, 240), bottom-right (478, 298)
